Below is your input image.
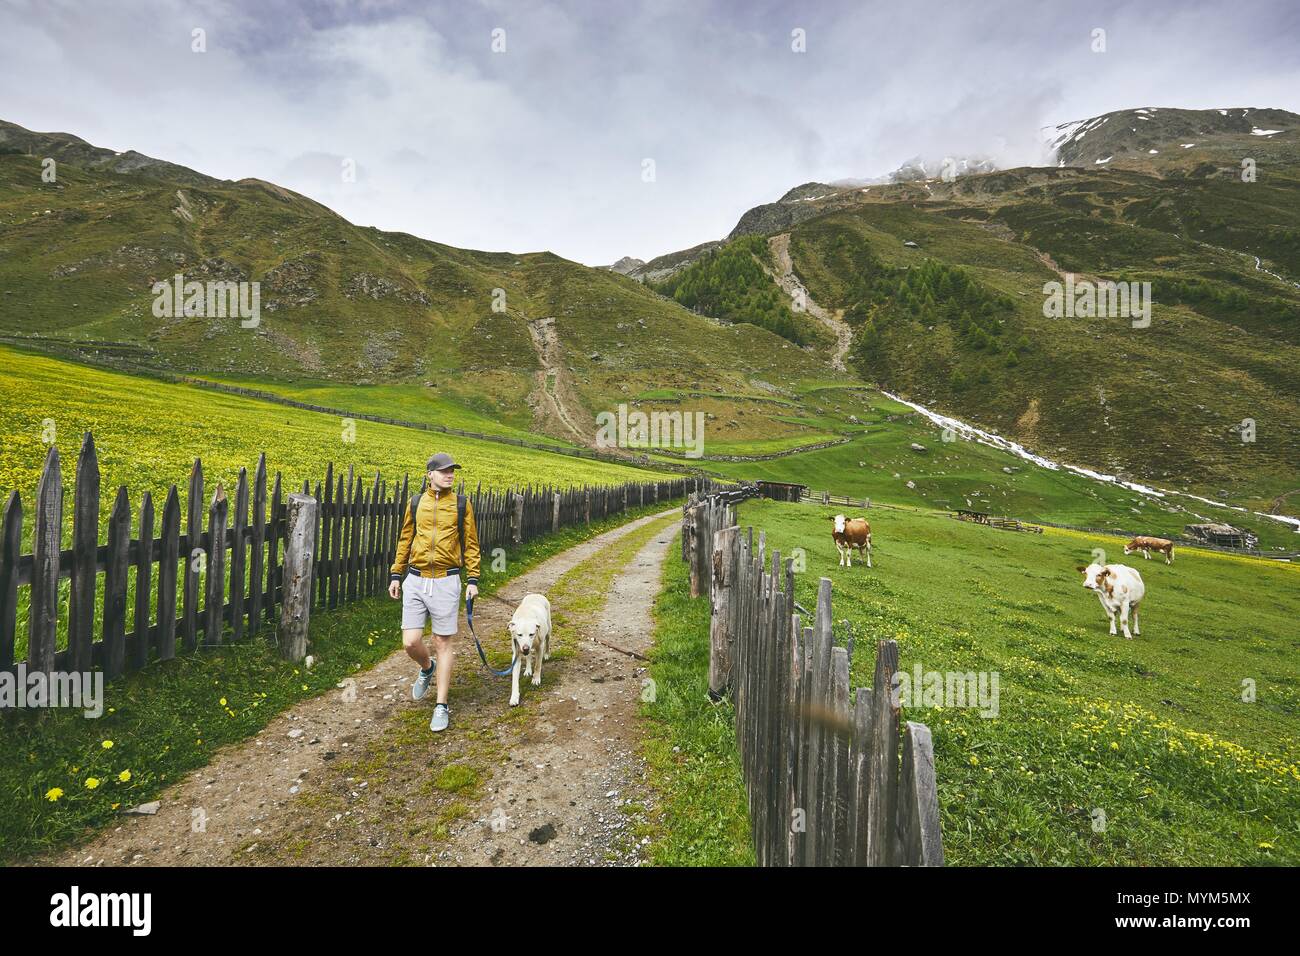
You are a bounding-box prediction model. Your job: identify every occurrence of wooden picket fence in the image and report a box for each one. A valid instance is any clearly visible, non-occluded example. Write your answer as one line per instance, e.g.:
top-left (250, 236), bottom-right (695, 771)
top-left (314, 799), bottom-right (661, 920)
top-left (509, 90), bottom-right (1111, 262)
top-left (951, 510), bottom-right (1044, 533)
top-left (683, 491), bottom-right (944, 866)
top-left (801, 489), bottom-right (871, 509)
top-left (0, 431), bottom-right (713, 681)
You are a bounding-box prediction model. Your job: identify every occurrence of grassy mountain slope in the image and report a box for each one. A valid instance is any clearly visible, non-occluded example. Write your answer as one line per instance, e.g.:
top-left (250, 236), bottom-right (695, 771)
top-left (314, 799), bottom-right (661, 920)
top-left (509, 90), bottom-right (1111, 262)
top-left (693, 386), bottom-right (1299, 553)
top-left (633, 108), bottom-right (1300, 510)
top-left (652, 235), bottom-right (831, 347)
top-left (0, 120), bottom-right (845, 452)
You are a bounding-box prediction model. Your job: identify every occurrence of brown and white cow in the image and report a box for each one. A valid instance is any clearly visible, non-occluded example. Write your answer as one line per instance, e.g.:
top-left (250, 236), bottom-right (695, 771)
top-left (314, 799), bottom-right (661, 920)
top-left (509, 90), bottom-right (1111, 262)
top-left (1123, 536), bottom-right (1175, 565)
top-left (831, 514), bottom-right (872, 567)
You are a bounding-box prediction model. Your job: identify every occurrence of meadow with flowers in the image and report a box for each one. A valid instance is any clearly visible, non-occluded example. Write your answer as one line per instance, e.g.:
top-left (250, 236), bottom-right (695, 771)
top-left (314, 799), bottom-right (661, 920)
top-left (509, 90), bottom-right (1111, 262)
top-left (723, 499), bottom-right (1300, 865)
top-left (0, 344), bottom-right (676, 537)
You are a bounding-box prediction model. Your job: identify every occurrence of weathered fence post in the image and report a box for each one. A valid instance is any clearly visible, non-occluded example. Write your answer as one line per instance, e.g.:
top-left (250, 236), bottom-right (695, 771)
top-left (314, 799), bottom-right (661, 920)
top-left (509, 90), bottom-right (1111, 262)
top-left (0, 492), bottom-right (21, 673)
top-left (279, 493), bottom-right (318, 662)
top-left (204, 484), bottom-right (228, 646)
top-left (512, 493), bottom-right (525, 544)
top-left (688, 503), bottom-right (704, 598)
top-left (708, 525), bottom-right (739, 700)
top-left (552, 492), bottom-right (561, 533)
top-left (584, 488), bottom-right (591, 526)
top-left (681, 497), bottom-right (694, 562)
top-left (68, 433), bottom-right (99, 673)
top-left (865, 639), bottom-right (900, 866)
top-left (28, 446), bottom-right (61, 675)
top-left (182, 459), bottom-right (204, 651)
top-left (895, 721), bottom-right (945, 866)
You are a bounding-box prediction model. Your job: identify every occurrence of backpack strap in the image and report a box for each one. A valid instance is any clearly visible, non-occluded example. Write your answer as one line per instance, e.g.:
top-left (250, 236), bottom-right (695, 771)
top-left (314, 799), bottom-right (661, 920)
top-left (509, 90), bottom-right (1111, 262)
top-left (409, 492), bottom-right (422, 528)
top-left (457, 493), bottom-right (467, 566)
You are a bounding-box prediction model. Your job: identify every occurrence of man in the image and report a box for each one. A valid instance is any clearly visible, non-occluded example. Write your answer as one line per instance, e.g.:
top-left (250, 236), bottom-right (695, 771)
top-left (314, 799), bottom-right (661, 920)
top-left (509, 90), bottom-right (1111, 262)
top-left (388, 452), bottom-right (481, 733)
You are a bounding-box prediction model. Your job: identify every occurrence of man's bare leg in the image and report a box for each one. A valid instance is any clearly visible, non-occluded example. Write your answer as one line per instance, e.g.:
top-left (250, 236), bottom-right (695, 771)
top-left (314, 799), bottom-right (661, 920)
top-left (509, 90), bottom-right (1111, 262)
top-left (403, 628), bottom-right (432, 670)
top-left (432, 632), bottom-right (455, 704)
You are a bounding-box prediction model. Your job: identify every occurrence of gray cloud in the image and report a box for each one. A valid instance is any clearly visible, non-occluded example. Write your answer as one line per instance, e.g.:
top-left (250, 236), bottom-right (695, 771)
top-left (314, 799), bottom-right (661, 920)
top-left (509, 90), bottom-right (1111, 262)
top-left (2, 0), bottom-right (1297, 264)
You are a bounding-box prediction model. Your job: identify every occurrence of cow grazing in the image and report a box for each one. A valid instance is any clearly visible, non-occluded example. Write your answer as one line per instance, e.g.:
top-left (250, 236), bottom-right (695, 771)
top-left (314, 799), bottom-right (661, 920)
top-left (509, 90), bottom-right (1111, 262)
top-left (1123, 535), bottom-right (1175, 564)
top-left (831, 514), bottom-right (872, 567)
top-left (1076, 562), bottom-right (1145, 640)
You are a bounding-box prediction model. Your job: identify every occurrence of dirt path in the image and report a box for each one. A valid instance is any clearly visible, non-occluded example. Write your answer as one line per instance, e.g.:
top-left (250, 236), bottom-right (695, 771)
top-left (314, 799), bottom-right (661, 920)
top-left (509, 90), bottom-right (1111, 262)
top-left (36, 509), bottom-right (680, 867)
top-left (766, 232), bottom-right (852, 370)
top-left (433, 516), bottom-right (678, 865)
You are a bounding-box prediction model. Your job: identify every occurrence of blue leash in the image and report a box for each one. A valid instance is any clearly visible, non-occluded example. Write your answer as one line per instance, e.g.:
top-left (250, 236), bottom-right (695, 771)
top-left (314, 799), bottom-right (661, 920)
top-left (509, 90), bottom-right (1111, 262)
top-left (466, 595), bottom-right (516, 677)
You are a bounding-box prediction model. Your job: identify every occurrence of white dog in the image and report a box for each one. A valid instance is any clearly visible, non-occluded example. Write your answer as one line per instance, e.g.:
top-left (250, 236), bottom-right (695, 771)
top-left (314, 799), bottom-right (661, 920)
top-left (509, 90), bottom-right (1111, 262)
top-left (1076, 562), bottom-right (1145, 640)
top-left (508, 593), bottom-right (552, 707)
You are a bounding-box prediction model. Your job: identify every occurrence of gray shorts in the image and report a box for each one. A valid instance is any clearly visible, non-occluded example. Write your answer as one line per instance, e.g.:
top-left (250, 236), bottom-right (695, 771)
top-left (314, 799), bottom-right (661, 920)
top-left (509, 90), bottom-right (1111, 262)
top-left (401, 573), bottom-right (461, 635)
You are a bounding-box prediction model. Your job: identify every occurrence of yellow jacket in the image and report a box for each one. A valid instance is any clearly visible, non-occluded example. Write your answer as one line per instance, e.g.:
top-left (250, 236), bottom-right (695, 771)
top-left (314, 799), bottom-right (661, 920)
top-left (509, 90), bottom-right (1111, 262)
top-left (390, 487), bottom-right (481, 584)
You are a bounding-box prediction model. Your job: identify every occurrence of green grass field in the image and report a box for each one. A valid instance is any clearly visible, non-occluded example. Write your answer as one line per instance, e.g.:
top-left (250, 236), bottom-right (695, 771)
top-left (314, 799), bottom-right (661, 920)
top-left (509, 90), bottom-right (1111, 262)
top-left (198, 372), bottom-right (575, 447)
top-left (0, 344), bottom-right (676, 538)
top-left (0, 343), bottom-right (684, 663)
top-left (696, 388), bottom-right (1300, 553)
top-left (640, 531), bottom-right (753, 865)
top-left (726, 498), bottom-right (1300, 864)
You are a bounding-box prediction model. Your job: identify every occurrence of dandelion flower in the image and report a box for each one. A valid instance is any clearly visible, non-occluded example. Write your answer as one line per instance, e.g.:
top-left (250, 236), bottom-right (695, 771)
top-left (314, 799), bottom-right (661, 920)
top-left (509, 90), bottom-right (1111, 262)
top-left (118, 770), bottom-right (131, 783)
top-left (101, 740), bottom-right (113, 749)
top-left (45, 787), bottom-right (64, 802)
top-left (85, 777), bottom-right (100, 790)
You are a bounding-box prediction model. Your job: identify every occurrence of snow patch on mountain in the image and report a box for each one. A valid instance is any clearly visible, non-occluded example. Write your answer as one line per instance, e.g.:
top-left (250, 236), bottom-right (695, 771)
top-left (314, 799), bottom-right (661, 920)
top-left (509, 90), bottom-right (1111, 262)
top-left (882, 391), bottom-right (1300, 532)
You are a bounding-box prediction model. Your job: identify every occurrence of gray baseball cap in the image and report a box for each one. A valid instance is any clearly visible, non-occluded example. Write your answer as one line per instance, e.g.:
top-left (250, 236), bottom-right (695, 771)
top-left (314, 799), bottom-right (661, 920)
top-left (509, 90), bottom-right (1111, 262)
top-left (426, 452), bottom-right (462, 471)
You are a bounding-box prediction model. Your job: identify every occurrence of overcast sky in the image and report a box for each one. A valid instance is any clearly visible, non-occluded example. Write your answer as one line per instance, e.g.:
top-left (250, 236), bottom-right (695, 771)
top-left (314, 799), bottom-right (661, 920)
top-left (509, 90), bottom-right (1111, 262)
top-left (3, 0), bottom-right (1298, 264)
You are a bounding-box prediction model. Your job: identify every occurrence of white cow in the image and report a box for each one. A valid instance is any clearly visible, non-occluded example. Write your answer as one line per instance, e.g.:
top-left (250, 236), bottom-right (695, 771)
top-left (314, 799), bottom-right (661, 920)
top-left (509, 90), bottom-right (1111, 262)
top-left (1076, 562), bottom-right (1145, 640)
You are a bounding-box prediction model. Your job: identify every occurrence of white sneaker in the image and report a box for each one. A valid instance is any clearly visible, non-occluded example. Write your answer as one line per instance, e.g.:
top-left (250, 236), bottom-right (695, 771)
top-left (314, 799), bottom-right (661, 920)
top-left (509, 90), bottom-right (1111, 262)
top-left (430, 703), bottom-right (450, 733)
top-left (412, 664), bottom-right (435, 701)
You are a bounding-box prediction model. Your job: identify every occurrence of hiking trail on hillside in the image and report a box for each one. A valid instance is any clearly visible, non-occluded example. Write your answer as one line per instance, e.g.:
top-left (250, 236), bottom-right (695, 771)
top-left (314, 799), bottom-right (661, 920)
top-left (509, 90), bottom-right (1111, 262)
top-left (525, 315), bottom-right (590, 444)
top-left (34, 509), bottom-right (681, 868)
top-left (766, 232), bottom-right (853, 371)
